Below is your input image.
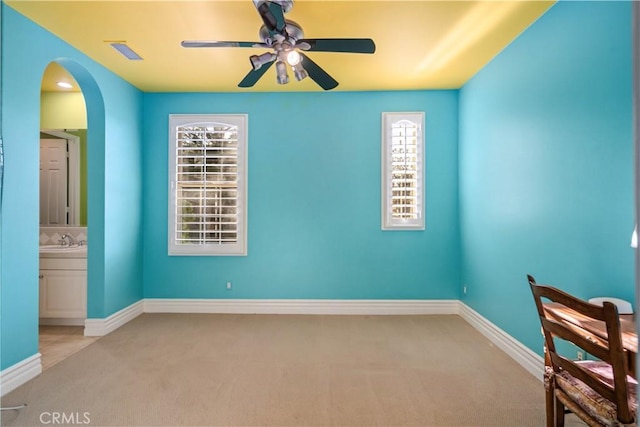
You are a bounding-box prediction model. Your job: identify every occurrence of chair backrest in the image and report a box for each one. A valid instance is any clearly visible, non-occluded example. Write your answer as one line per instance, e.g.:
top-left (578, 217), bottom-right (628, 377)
top-left (527, 275), bottom-right (634, 424)
top-left (588, 297), bottom-right (633, 315)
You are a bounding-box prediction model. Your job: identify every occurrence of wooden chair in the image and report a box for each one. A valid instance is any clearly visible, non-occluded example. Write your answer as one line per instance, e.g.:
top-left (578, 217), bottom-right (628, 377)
top-left (528, 275), bottom-right (637, 427)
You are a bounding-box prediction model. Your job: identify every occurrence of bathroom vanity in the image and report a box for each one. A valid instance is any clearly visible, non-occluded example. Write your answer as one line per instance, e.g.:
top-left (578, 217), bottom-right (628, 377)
top-left (39, 245), bottom-right (87, 325)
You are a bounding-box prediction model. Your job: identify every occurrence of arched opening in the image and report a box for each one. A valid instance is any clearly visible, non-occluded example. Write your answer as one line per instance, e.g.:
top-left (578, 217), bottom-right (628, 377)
top-left (38, 59), bottom-right (105, 369)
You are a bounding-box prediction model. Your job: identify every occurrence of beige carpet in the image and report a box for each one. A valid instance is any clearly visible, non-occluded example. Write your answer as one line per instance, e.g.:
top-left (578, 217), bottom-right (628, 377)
top-left (1, 314), bottom-right (584, 426)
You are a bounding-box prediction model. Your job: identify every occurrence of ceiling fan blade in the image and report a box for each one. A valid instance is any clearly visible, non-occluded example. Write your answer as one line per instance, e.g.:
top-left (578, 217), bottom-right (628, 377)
top-left (238, 61), bottom-right (275, 88)
top-left (257, 1), bottom-right (286, 33)
top-left (181, 41), bottom-right (267, 49)
top-left (298, 38), bottom-right (376, 54)
top-left (299, 53), bottom-right (338, 91)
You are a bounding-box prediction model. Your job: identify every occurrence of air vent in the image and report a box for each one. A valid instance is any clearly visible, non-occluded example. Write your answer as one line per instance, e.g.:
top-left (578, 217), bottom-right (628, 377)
top-left (107, 42), bottom-right (143, 60)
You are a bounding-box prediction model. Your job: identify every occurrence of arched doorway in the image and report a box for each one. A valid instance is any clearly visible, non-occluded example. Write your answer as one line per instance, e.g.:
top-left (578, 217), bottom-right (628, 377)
top-left (38, 59), bottom-right (106, 369)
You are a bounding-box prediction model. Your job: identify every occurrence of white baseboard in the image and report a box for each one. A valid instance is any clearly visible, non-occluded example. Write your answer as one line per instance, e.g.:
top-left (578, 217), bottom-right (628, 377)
top-left (458, 301), bottom-right (544, 380)
top-left (84, 300), bottom-right (144, 336)
top-left (0, 353), bottom-right (42, 397)
top-left (143, 298), bottom-right (461, 315)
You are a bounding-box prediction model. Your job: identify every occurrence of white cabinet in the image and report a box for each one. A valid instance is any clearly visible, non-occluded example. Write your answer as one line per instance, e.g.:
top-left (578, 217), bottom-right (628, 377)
top-left (39, 270), bottom-right (86, 318)
top-left (39, 256), bottom-right (87, 324)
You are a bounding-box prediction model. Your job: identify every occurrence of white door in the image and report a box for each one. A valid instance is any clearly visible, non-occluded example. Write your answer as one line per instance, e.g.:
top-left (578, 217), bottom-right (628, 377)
top-left (40, 139), bottom-right (68, 225)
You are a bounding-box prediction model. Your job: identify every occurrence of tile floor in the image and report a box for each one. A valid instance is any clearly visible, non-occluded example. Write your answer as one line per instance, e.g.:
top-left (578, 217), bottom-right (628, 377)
top-left (39, 325), bottom-right (99, 370)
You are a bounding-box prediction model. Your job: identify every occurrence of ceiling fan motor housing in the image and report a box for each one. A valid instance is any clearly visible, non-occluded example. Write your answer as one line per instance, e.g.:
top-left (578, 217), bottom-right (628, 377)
top-left (259, 20), bottom-right (304, 44)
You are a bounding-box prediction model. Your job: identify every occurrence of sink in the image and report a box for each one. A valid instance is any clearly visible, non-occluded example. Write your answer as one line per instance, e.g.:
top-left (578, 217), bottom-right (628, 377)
top-left (39, 244), bottom-right (87, 259)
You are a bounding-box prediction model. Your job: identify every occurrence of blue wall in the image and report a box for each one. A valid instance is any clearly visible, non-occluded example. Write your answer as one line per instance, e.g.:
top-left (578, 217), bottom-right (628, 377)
top-left (459, 1), bottom-right (634, 354)
top-left (142, 91), bottom-right (461, 299)
top-left (0, 5), bottom-right (144, 370)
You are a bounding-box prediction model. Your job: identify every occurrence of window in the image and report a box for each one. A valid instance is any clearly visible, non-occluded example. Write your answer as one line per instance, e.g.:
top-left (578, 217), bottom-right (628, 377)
top-left (169, 114), bottom-right (247, 255)
top-left (381, 112), bottom-right (424, 230)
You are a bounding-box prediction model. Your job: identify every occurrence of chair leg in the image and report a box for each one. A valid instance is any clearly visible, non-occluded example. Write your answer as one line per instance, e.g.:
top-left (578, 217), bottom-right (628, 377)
top-left (543, 360), bottom-right (555, 427)
top-left (555, 396), bottom-right (565, 427)
top-left (545, 384), bottom-right (554, 427)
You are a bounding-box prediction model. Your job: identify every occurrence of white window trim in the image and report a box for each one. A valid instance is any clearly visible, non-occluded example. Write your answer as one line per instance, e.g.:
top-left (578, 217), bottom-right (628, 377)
top-left (381, 112), bottom-right (425, 230)
top-left (168, 114), bottom-right (248, 256)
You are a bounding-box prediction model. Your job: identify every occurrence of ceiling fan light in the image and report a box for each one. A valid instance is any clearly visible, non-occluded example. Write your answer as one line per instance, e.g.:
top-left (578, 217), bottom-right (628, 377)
top-left (293, 63), bottom-right (308, 81)
top-left (286, 50), bottom-right (301, 66)
top-left (250, 52), bottom-right (275, 71)
top-left (249, 55), bottom-right (263, 71)
top-left (275, 60), bottom-right (289, 85)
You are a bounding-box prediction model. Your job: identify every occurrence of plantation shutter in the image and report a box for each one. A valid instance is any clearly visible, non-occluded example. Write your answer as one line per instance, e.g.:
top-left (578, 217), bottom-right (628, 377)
top-left (169, 115), bottom-right (247, 255)
top-left (391, 120), bottom-right (419, 219)
top-left (382, 112), bottom-right (424, 230)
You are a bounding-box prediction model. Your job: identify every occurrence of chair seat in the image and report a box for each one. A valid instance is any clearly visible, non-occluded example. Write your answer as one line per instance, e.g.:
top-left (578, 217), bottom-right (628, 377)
top-left (555, 361), bottom-right (637, 427)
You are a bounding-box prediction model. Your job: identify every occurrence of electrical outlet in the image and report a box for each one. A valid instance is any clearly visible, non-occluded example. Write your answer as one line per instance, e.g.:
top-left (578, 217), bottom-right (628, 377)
top-left (577, 351), bottom-right (584, 361)
top-left (463, 285), bottom-right (467, 295)
top-left (226, 281), bottom-right (232, 290)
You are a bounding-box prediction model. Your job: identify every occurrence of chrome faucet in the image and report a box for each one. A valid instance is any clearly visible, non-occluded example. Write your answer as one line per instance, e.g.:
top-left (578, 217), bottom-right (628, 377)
top-left (61, 234), bottom-right (76, 246)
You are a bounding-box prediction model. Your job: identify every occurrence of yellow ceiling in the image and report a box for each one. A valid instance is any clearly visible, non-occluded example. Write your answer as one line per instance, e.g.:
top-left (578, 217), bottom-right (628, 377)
top-left (8, 0), bottom-right (555, 93)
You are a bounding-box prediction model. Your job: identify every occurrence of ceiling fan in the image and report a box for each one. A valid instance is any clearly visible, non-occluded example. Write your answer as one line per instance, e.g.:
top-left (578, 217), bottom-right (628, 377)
top-left (181, 0), bottom-right (376, 91)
